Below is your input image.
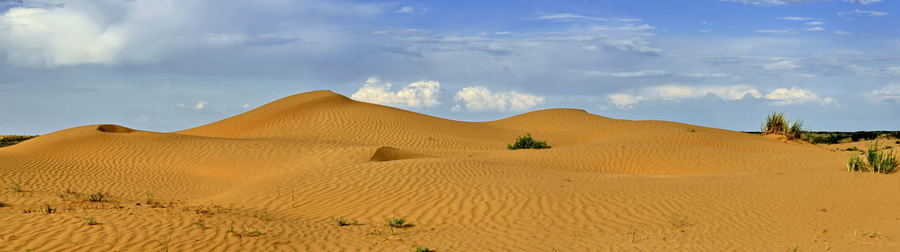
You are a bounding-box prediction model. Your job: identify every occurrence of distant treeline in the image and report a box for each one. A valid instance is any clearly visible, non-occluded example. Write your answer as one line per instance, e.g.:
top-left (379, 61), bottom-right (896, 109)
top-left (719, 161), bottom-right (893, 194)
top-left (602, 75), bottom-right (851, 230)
top-left (744, 131), bottom-right (900, 144)
top-left (0, 135), bottom-right (39, 148)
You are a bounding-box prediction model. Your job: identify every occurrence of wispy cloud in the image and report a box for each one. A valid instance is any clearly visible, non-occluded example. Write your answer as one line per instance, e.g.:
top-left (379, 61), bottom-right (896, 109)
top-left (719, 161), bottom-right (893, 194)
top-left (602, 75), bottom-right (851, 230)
top-left (839, 9), bottom-right (888, 16)
top-left (780, 16), bottom-right (815, 21)
top-left (756, 29), bottom-right (797, 34)
top-left (607, 85), bottom-right (835, 109)
top-left (805, 27), bottom-right (826, 31)
top-left (723, 0), bottom-right (882, 5)
top-left (537, 13), bottom-right (607, 22)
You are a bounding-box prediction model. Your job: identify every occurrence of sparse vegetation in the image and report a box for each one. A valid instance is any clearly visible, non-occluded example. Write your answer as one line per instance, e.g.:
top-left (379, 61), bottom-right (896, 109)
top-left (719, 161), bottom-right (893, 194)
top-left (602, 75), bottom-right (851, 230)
top-left (386, 217), bottom-right (406, 228)
top-left (667, 213), bottom-right (689, 228)
top-left (687, 128), bottom-right (696, 133)
top-left (227, 226), bottom-right (265, 238)
top-left (84, 192), bottom-right (109, 202)
top-left (84, 216), bottom-right (100, 225)
top-left (41, 204), bottom-right (56, 214)
top-left (0, 135), bottom-right (38, 148)
top-left (413, 244), bottom-right (432, 252)
top-left (9, 183), bottom-right (23, 192)
top-left (507, 133), bottom-right (550, 150)
top-left (194, 219), bottom-right (206, 229)
top-left (0, 201), bottom-right (6, 207)
top-left (331, 216), bottom-right (358, 226)
top-left (848, 141), bottom-right (897, 174)
top-left (761, 112), bottom-right (806, 141)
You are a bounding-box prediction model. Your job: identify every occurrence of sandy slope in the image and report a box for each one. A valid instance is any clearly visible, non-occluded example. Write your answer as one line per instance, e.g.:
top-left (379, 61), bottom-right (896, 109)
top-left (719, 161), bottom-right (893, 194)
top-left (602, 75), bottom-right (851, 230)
top-left (1, 90), bottom-right (898, 251)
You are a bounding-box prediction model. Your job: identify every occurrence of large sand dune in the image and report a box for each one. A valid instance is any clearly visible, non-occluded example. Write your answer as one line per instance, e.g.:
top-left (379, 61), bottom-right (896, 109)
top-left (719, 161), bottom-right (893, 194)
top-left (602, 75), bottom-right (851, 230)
top-left (1, 90), bottom-right (897, 251)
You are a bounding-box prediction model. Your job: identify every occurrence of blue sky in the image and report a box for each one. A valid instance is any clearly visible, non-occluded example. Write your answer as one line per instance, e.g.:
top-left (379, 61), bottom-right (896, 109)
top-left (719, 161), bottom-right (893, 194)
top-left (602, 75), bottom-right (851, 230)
top-left (1, 0), bottom-right (897, 135)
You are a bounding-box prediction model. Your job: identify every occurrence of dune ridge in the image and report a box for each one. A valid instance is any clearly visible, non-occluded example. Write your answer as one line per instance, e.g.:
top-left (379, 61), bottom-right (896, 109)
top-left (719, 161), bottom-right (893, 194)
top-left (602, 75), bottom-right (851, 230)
top-left (1, 90), bottom-right (897, 251)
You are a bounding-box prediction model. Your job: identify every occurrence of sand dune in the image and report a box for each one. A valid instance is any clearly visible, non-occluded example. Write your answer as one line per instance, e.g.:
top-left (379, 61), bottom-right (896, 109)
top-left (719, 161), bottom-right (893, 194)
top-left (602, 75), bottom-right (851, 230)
top-left (1, 90), bottom-right (898, 251)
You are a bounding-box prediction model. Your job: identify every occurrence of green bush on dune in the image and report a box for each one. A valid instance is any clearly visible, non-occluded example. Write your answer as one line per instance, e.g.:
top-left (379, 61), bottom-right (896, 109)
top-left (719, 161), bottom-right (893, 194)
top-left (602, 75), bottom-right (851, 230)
top-left (848, 141), bottom-right (897, 174)
top-left (761, 112), bottom-right (806, 141)
top-left (507, 133), bottom-right (550, 150)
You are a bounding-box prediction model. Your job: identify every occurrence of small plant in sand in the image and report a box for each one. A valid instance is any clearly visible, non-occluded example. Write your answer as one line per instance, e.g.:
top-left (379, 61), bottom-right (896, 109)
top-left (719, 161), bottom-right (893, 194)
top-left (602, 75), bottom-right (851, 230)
top-left (507, 133), bottom-right (550, 150)
top-left (41, 204), bottom-right (56, 214)
top-left (848, 141), bottom-right (897, 174)
top-left (9, 183), bottom-right (23, 192)
top-left (331, 216), bottom-right (359, 226)
top-left (85, 192), bottom-right (110, 202)
top-left (0, 201), bottom-right (7, 207)
top-left (761, 112), bottom-right (806, 141)
top-left (194, 219), bottom-right (207, 229)
top-left (413, 244), bottom-right (432, 252)
top-left (84, 216), bottom-right (100, 225)
top-left (386, 217), bottom-right (406, 228)
top-left (667, 213), bottom-right (689, 228)
top-left (227, 226), bottom-right (265, 238)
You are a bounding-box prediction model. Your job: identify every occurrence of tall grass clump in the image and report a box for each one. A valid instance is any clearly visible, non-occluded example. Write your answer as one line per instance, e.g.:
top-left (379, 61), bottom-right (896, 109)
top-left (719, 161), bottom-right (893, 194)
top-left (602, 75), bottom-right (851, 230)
top-left (761, 112), bottom-right (806, 141)
top-left (507, 133), bottom-right (550, 150)
top-left (848, 141), bottom-right (897, 174)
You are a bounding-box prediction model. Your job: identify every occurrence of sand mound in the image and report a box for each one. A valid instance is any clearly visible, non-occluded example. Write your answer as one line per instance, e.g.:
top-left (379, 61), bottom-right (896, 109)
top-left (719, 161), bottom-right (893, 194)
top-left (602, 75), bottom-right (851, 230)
top-left (96, 124), bottom-right (136, 133)
top-left (0, 90), bottom-right (895, 251)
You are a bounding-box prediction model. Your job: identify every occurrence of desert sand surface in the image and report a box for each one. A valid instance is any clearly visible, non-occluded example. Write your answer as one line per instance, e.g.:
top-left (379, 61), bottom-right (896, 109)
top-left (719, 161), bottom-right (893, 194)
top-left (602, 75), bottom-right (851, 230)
top-left (1, 90), bottom-right (898, 251)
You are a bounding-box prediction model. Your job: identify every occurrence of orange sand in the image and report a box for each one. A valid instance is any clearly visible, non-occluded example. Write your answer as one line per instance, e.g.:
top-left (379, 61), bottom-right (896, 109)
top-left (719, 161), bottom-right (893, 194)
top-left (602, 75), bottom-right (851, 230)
top-left (1, 90), bottom-right (898, 251)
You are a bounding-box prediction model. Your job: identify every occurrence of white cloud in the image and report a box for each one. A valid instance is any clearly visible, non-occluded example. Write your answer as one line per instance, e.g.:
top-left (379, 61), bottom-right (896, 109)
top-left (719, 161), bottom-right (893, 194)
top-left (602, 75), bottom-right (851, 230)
top-left (834, 31), bottom-right (852, 35)
top-left (806, 27), bottom-right (826, 31)
top-left (844, 0), bottom-right (883, 4)
top-left (607, 85), bottom-right (835, 108)
top-left (780, 16), bottom-right (815, 20)
top-left (756, 29), bottom-right (797, 34)
top-left (763, 60), bottom-right (800, 70)
top-left (537, 13), bottom-right (607, 22)
top-left (871, 84), bottom-right (900, 101)
top-left (764, 87), bottom-right (835, 105)
top-left (351, 77), bottom-right (441, 108)
top-left (839, 9), bottom-right (888, 16)
top-left (194, 101), bottom-right (208, 110)
top-left (453, 86), bottom-right (545, 112)
top-left (607, 85), bottom-right (763, 109)
top-left (0, 6), bottom-right (127, 67)
top-left (806, 21), bottom-right (824, 25)
top-left (393, 6), bottom-right (428, 14)
top-left (575, 70), bottom-right (669, 77)
top-left (723, 0), bottom-right (881, 5)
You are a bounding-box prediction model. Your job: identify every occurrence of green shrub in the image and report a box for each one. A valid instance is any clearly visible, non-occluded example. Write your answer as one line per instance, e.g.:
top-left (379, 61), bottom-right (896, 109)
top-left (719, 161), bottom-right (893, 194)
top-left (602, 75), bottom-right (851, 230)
top-left (761, 112), bottom-right (805, 141)
top-left (386, 217), bottom-right (406, 228)
top-left (9, 183), bottom-right (23, 192)
top-left (84, 216), bottom-right (100, 225)
top-left (848, 141), bottom-right (898, 174)
top-left (507, 133), bottom-right (550, 150)
top-left (413, 244), bottom-right (432, 252)
top-left (331, 216), bottom-right (358, 226)
top-left (762, 112), bottom-right (788, 135)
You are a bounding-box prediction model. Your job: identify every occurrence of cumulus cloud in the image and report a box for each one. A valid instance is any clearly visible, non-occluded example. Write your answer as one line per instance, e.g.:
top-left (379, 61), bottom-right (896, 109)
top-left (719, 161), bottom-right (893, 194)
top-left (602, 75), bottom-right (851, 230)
top-left (764, 87), bottom-right (835, 105)
top-left (607, 85), bottom-right (834, 108)
top-left (453, 86), bottom-right (545, 112)
top-left (351, 77), bottom-right (441, 108)
top-left (0, 0), bottom-right (388, 68)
